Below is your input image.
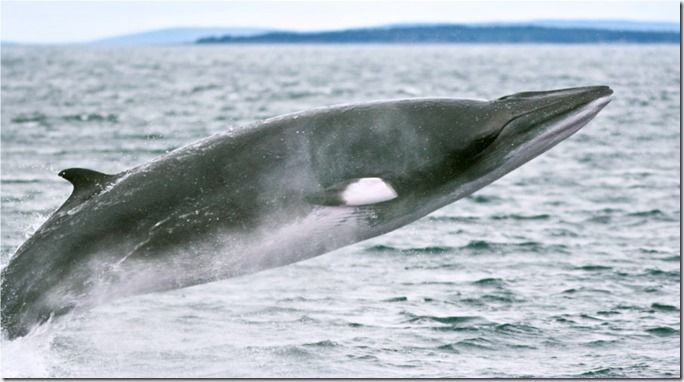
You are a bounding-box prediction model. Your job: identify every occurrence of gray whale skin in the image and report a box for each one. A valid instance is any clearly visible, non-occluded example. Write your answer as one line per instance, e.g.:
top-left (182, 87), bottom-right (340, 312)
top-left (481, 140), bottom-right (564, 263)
top-left (1, 86), bottom-right (613, 339)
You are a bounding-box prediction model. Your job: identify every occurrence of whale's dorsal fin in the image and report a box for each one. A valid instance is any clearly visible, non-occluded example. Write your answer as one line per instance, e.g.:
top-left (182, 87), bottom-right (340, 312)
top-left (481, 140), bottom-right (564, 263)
top-left (58, 168), bottom-right (115, 202)
top-left (59, 168), bottom-right (112, 190)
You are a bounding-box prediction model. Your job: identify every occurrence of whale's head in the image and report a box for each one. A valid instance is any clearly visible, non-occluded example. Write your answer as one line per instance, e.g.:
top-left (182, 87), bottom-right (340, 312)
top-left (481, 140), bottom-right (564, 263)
top-left (421, 85), bottom-right (614, 210)
top-left (303, 86), bottom-right (612, 235)
top-left (487, 86), bottom-right (613, 167)
top-left (326, 86), bottom-right (614, 226)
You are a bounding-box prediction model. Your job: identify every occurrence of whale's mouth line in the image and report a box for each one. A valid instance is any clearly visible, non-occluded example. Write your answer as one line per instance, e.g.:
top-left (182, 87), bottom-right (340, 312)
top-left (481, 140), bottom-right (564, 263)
top-left (536, 94), bottom-right (614, 142)
top-left (500, 92), bottom-right (614, 143)
top-left (497, 93), bottom-right (614, 169)
top-left (501, 99), bottom-right (569, 133)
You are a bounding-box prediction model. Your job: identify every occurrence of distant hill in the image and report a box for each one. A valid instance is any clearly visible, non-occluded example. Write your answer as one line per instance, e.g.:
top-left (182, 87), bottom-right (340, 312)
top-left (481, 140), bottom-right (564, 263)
top-left (386, 20), bottom-right (679, 32)
top-left (526, 19), bottom-right (679, 32)
top-left (389, 20), bottom-right (680, 32)
top-left (91, 27), bottom-right (272, 46)
top-left (197, 24), bottom-right (680, 44)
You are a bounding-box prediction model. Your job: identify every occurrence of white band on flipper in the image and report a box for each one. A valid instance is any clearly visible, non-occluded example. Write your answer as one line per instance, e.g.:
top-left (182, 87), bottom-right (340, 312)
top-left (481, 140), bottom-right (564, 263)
top-left (341, 177), bottom-right (398, 206)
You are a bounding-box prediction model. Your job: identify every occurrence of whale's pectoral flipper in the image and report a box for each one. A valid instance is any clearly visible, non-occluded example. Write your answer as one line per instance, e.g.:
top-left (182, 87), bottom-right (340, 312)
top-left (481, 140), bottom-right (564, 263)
top-left (58, 168), bottom-right (117, 207)
top-left (306, 177), bottom-right (398, 207)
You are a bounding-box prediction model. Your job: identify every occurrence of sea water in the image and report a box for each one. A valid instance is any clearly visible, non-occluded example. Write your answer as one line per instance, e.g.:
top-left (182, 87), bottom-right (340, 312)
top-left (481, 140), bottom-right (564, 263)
top-left (1, 44), bottom-right (680, 377)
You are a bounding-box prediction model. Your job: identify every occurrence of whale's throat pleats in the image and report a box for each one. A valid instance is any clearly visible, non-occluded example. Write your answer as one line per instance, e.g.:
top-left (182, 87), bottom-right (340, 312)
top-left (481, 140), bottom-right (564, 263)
top-left (58, 168), bottom-right (117, 208)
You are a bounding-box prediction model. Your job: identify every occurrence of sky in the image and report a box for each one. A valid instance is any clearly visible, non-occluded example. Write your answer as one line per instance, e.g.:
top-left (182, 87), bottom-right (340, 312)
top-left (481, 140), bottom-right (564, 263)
top-left (1, 0), bottom-right (680, 44)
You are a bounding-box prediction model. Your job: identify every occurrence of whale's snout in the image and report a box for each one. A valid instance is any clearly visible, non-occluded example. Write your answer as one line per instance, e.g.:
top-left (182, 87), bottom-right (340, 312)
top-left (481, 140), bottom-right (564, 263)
top-left (541, 86), bottom-right (614, 113)
top-left (497, 86), bottom-right (613, 122)
top-left (498, 85), bottom-right (613, 104)
top-left (474, 85), bottom-right (614, 176)
top-left (494, 85), bottom-right (613, 137)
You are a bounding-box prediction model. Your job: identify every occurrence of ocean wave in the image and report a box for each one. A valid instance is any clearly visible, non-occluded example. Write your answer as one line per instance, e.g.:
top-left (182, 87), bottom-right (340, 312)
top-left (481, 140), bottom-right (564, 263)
top-left (645, 326), bottom-right (679, 336)
top-left (490, 213), bottom-right (551, 221)
top-left (481, 292), bottom-right (523, 304)
top-left (627, 209), bottom-right (666, 218)
top-left (407, 315), bottom-right (482, 325)
top-left (383, 296), bottom-right (408, 302)
top-left (659, 255), bottom-right (680, 262)
top-left (451, 337), bottom-right (496, 351)
top-left (459, 240), bottom-right (557, 253)
top-left (61, 113), bottom-right (119, 123)
top-left (427, 215), bottom-right (480, 223)
top-left (11, 112), bottom-right (48, 124)
top-left (596, 310), bottom-right (621, 316)
top-left (364, 244), bottom-right (397, 252)
top-left (650, 303), bottom-right (679, 312)
top-left (407, 246), bottom-right (453, 254)
top-left (643, 269), bottom-right (680, 280)
top-left (579, 367), bottom-right (627, 377)
top-left (302, 339), bottom-right (338, 348)
top-left (364, 245), bottom-right (453, 255)
top-left (584, 339), bottom-right (620, 348)
top-left (462, 240), bottom-right (491, 250)
top-left (472, 278), bottom-right (507, 287)
top-left (494, 323), bottom-right (541, 335)
top-left (467, 194), bottom-right (501, 204)
top-left (575, 264), bottom-right (613, 271)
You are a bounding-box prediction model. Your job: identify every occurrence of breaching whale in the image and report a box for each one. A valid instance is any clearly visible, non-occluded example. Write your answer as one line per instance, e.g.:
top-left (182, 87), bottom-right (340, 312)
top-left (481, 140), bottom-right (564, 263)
top-left (1, 86), bottom-right (613, 339)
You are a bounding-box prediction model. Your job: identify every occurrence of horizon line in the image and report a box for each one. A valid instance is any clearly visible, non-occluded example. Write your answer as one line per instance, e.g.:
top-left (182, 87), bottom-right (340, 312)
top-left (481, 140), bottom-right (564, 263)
top-left (2, 18), bottom-right (680, 46)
